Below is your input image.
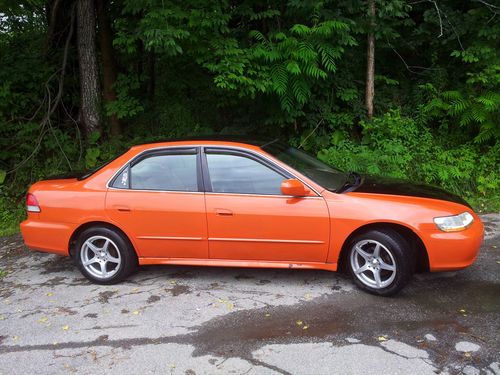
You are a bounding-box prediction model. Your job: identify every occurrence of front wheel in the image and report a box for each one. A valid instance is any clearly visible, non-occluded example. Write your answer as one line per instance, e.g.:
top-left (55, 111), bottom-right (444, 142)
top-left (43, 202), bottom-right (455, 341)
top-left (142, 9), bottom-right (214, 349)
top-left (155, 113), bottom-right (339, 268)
top-left (75, 227), bottom-right (137, 284)
top-left (347, 229), bottom-right (414, 296)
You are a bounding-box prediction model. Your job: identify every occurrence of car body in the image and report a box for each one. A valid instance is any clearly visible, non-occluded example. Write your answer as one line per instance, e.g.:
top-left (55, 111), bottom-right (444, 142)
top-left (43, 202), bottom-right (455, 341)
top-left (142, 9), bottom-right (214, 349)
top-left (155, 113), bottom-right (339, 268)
top-left (20, 138), bottom-right (484, 295)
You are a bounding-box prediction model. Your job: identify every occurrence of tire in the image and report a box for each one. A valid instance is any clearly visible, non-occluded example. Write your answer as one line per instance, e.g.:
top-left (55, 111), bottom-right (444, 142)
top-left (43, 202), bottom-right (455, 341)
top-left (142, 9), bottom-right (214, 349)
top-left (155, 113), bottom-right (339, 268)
top-left (346, 229), bottom-right (414, 296)
top-left (75, 227), bottom-right (138, 285)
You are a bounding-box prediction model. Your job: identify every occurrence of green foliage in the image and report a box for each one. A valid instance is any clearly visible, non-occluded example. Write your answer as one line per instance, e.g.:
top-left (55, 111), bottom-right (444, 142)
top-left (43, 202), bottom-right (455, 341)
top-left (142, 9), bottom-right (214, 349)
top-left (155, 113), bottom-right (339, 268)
top-left (105, 74), bottom-right (144, 119)
top-left (318, 110), bottom-right (499, 210)
top-left (0, 192), bottom-right (25, 237)
top-left (205, 18), bottom-right (356, 112)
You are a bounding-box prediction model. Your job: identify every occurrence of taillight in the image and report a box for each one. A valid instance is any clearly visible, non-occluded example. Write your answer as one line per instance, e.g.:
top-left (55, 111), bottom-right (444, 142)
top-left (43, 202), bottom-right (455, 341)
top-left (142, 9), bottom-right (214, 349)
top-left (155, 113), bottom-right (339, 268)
top-left (26, 193), bottom-right (41, 213)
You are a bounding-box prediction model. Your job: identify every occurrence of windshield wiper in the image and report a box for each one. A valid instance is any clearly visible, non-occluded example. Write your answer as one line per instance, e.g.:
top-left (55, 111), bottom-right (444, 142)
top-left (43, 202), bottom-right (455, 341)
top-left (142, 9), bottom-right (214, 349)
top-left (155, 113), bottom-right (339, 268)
top-left (337, 171), bottom-right (361, 193)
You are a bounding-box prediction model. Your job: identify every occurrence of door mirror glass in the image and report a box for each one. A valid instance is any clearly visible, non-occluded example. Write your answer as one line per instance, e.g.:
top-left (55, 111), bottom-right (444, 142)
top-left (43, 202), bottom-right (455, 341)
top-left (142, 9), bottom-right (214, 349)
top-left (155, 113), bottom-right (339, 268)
top-left (281, 179), bottom-right (309, 196)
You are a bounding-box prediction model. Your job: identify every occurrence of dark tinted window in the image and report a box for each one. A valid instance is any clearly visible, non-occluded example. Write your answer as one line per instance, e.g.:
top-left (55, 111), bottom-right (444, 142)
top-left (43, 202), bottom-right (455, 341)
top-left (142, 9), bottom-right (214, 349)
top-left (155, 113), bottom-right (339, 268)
top-left (206, 153), bottom-right (285, 195)
top-left (263, 143), bottom-right (346, 192)
top-left (121, 154), bottom-right (198, 191)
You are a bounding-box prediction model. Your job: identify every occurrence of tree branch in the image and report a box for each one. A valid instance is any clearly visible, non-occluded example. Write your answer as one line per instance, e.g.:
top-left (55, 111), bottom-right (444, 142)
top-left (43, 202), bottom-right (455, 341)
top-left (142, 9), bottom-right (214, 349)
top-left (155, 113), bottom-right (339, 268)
top-left (473, 0), bottom-right (500, 11)
top-left (428, 0), bottom-right (443, 38)
top-left (8, 5), bottom-right (76, 174)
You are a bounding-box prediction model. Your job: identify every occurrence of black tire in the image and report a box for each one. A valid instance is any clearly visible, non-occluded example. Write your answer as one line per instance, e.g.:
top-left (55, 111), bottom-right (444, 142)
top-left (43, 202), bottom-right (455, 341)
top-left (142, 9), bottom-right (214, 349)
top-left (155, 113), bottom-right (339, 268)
top-left (75, 226), bottom-right (138, 285)
top-left (346, 229), bottom-right (414, 296)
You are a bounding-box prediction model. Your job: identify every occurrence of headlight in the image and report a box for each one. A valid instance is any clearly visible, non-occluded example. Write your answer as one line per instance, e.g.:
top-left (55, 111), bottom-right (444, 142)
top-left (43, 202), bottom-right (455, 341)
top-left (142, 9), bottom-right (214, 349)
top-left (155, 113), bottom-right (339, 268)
top-left (434, 212), bottom-right (474, 232)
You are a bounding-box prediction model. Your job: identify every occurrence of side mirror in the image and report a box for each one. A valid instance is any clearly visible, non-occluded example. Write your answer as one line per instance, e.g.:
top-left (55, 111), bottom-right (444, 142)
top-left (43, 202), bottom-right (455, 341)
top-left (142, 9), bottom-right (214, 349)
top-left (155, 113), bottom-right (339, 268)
top-left (281, 179), bottom-right (309, 197)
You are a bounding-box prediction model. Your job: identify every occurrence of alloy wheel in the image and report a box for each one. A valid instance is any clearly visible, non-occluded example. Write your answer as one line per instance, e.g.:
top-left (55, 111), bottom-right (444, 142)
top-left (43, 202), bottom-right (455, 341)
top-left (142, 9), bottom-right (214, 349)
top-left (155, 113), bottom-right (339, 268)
top-left (350, 239), bottom-right (397, 289)
top-left (80, 235), bottom-right (122, 280)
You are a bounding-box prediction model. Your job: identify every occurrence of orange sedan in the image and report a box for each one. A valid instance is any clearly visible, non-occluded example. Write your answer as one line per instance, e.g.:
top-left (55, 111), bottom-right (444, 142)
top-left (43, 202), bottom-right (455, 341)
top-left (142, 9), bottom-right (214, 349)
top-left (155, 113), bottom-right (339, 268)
top-left (20, 138), bottom-right (484, 295)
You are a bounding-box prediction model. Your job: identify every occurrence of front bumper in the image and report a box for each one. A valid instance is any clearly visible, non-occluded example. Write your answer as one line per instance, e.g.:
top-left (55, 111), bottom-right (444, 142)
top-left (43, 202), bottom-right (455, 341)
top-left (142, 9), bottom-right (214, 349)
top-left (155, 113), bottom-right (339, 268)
top-left (424, 215), bottom-right (484, 271)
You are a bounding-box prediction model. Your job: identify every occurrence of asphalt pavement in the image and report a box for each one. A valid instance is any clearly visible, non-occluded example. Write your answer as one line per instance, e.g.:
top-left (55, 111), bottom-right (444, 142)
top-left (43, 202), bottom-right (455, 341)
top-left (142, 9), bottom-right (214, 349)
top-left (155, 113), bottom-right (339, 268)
top-left (0, 214), bottom-right (498, 374)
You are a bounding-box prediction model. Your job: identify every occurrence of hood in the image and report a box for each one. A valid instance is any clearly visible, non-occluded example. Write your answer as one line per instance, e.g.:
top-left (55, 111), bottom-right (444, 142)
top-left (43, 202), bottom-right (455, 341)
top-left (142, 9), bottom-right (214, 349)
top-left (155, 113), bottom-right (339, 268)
top-left (351, 175), bottom-right (471, 208)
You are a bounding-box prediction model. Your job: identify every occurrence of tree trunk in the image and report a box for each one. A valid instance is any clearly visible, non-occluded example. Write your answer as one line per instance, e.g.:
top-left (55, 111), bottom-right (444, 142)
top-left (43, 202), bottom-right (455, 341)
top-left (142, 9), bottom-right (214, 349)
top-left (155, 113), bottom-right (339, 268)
top-left (365, 0), bottom-right (376, 120)
top-left (76, 0), bottom-right (101, 136)
top-left (96, 0), bottom-right (121, 135)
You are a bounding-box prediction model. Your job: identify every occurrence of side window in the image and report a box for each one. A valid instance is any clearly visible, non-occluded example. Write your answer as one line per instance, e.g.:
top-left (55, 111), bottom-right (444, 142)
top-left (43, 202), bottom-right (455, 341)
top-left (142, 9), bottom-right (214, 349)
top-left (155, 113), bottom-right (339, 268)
top-left (206, 153), bottom-right (285, 195)
top-left (113, 153), bottom-right (198, 191)
top-left (112, 167), bottom-right (130, 188)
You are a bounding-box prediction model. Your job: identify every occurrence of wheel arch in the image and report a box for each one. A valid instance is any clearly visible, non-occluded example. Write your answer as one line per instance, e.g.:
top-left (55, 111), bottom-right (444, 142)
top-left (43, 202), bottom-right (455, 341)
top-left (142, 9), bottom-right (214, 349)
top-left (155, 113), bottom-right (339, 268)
top-left (68, 221), bottom-right (137, 259)
top-left (337, 222), bottom-right (429, 273)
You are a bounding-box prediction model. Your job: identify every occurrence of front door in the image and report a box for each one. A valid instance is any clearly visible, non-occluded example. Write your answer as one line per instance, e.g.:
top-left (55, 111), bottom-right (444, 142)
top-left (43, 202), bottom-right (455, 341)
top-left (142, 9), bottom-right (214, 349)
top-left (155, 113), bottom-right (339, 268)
top-left (203, 148), bottom-right (330, 262)
top-left (105, 148), bottom-right (208, 259)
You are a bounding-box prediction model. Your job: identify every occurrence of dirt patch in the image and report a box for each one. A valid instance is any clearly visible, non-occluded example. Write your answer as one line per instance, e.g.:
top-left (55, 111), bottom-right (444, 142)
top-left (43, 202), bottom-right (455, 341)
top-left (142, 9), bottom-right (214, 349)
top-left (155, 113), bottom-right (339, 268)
top-left (40, 257), bottom-right (73, 275)
top-left (98, 290), bottom-right (117, 304)
top-left (235, 274), bottom-right (255, 280)
top-left (166, 284), bottom-right (191, 297)
top-left (56, 307), bottom-right (78, 316)
top-left (147, 295), bottom-right (161, 303)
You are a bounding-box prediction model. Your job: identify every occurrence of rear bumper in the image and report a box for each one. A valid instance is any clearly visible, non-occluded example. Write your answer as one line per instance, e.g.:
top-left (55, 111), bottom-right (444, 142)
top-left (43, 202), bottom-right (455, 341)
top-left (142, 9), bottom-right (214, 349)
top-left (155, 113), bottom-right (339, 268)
top-left (424, 216), bottom-right (484, 271)
top-left (20, 219), bottom-right (74, 256)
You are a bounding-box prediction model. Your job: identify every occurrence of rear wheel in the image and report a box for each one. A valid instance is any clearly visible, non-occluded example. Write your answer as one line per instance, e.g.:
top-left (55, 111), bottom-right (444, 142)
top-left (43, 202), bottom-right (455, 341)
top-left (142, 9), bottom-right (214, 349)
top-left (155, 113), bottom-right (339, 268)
top-left (75, 227), bottom-right (137, 284)
top-left (346, 229), bottom-right (414, 296)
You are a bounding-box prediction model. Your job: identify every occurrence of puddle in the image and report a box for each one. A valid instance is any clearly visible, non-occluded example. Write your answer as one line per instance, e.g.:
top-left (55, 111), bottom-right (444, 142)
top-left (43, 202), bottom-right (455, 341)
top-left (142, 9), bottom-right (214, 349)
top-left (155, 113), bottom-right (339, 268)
top-left (183, 278), bottom-right (499, 371)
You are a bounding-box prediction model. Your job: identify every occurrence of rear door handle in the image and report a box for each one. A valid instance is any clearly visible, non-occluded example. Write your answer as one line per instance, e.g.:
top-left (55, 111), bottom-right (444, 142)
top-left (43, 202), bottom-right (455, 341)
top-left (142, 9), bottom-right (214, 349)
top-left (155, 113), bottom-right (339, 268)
top-left (215, 209), bottom-right (233, 216)
top-left (114, 205), bottom-right (131, 212)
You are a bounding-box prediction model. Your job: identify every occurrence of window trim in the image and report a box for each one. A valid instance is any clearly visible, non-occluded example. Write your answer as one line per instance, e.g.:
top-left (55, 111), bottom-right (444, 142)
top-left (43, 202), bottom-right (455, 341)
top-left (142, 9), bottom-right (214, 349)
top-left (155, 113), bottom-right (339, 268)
top-left (202, 147), bottom-right (292, 196)
top-left (108, 147), bottom-right (203, 193)
top-left (106, 145), bottom-right (322, 197)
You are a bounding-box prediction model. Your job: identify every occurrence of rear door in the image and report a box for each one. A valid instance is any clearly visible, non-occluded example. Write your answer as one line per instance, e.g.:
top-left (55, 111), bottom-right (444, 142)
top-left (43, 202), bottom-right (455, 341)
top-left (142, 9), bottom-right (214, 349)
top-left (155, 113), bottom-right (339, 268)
top-left (202, 147), bottom-right (330, 262)
top-left (105, 147), bottom-right (208, 259)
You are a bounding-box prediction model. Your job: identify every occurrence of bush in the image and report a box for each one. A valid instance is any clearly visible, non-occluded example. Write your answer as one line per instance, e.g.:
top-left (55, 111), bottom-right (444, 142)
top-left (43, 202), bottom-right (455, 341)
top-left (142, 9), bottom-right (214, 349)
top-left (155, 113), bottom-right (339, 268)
top-left (318, 110), bottom-right (499, 212)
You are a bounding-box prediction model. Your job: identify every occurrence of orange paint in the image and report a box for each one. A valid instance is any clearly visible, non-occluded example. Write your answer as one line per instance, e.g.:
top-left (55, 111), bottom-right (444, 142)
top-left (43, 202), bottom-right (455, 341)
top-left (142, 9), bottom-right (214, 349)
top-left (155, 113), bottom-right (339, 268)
top-left (20, 140), bottom-right (484, 273)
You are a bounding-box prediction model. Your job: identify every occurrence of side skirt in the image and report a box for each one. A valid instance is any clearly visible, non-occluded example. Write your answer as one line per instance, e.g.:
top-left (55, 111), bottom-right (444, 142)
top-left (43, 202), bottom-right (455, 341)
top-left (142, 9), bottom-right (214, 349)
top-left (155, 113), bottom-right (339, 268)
top-left (138, 257), bottom-right (338, 272)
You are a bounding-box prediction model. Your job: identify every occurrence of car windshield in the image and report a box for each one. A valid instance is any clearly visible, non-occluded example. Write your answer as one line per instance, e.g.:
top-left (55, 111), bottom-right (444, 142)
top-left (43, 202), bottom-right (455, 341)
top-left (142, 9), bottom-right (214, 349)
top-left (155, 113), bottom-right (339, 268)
top-left (262, 142), bottom-right (347, 192)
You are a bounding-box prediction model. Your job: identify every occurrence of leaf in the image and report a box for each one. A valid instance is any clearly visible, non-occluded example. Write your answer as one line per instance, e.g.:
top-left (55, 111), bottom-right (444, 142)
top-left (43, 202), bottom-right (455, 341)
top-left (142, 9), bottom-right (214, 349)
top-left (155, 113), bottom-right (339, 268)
top-left (296, 320), bottom-right (303, 326)
top-left (378, 336), bottom-right (388, 342)
top-left (0, 170), bottom-right (5, 185)
top-left (85, 147), bottom-right (101, 169)
top-left (286, 61), bottom-right (301, 75)
top-left (132, 310), bottom-right (140, 315)
top-left (88, 131), bottom-right (101, 145)
top-left (290, 24), bottom-right (311, 36)
top-left (62, 325), bottom-right (69, 330)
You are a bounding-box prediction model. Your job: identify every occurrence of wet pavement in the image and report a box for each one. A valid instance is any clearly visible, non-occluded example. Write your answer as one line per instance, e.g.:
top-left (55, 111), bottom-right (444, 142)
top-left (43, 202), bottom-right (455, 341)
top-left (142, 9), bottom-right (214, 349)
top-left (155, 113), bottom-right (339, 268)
top-left (0, 214), bottom-right (498, 374)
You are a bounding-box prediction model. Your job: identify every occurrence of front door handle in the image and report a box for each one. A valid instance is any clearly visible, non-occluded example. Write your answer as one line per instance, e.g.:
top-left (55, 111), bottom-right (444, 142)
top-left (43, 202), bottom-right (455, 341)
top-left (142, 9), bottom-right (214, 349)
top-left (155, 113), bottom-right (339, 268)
top-left (114, 205), bottom-right (131, 212)
top-left (215, 209), bottom-right (233, 216)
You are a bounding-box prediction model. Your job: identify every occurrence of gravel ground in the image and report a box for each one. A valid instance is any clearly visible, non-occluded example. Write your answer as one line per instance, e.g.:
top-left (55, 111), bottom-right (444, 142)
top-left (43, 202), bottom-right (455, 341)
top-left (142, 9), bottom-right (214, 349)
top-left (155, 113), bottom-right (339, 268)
top-left (0, 214), bottom-right (498, 374)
